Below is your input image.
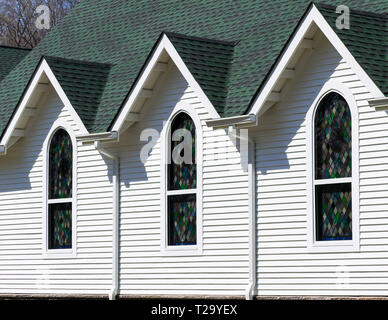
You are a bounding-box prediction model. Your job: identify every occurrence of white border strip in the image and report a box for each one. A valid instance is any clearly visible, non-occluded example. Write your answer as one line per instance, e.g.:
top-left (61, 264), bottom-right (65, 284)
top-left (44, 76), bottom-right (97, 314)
top-left (111, 34), bottom-right (220, 133)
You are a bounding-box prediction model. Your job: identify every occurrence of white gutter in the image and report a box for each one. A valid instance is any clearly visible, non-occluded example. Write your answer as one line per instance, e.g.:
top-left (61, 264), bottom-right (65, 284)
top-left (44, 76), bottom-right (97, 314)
top-left (77, 131), bottom-right (119, 143)
top-left (369, 97), bottom-right (388, 110)
top-left (206, 114), bottom-right (257, 129)
top-left (245, 137), bottom-right (257, 300)
top-left (94, 141), bottom-right (120, 300)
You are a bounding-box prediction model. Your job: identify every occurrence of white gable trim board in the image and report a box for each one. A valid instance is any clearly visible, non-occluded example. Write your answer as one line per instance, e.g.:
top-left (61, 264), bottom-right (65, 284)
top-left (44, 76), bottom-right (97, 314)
top-left (247, 4), bottom-right (384, 118)
top-left (0, 59), bottom-right (88, 153)
top-left (111, 33), bottom-right (221, 134)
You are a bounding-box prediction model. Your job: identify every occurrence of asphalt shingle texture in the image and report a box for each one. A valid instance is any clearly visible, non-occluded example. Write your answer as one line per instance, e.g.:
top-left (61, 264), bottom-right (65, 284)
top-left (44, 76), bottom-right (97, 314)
top-left (44, 56), bottom-right (111, 126)
top-left (317, 3), bottom-right (387, 100)
top-left (0, 0), bottom-right (386, 136)
top-left (166, 32), bottom-right (236, 113)
top-left (0, 46), bottom-right (30, 82)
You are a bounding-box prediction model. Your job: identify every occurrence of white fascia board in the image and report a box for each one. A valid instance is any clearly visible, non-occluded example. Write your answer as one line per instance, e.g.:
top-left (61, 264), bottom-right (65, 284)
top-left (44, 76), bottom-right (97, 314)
top-left (0, 61), bottom-right (45, 147)
top-left (206, 114), bottom-right (257, 128)
top-left (163, 35), bottom-right (220, 119)
top-left (369, 97), bottom-right (388, 110)
top-left (249, 4), bottom-right (384, 116)
top-left (0, 58), bottom-right (88, 147)
top-left (111, 34), bottom-right (220, 132)
top-left (76, 131), bottom-right (119, 143)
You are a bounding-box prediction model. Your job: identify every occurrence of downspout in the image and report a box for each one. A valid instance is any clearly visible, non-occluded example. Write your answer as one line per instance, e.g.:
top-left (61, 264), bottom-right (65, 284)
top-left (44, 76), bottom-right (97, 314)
top-left (206, 117), bottom-right (258, 300)
top-left (94, 141), bottom-right (120, 300)
top-left (245, 136), bottom-right (257, 300)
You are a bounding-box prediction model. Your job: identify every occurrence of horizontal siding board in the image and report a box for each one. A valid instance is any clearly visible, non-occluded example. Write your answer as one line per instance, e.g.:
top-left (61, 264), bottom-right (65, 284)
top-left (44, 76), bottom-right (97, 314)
top-left (0, 89), bottom-right (112, 295)
top-left (254, 37), bottom-right (388, 296)
top-left (113, 66), bottom-right (249, 296)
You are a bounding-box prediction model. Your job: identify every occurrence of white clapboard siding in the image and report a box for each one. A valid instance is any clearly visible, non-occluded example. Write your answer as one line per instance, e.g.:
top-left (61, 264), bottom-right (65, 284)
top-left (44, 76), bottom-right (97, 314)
top-left (110, 65), bottom-right (249, 297)
top-left (0, 88), bottom-right (112, 296)
top-left (254, 36), bottom-right (388, 296)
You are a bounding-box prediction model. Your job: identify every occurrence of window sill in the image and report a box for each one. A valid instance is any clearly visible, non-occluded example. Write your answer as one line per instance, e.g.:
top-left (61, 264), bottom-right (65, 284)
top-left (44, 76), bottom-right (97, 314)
top-left (161, 245), bottom-right (202, 256)
top-left (42, 248), bottom-right (76, 259)
top-left (307, 240), bottom-right (359, 253)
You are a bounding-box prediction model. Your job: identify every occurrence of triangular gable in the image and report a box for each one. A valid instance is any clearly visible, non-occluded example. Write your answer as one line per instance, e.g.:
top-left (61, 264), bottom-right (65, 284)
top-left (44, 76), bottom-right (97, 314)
top-left (0, 1), bottom-right (385, 137)
top-left (0, 57), bottom-right (89, 153)
top-left (316, 3), bottom-right (387, 97)
top-left (110, 33), bottom-right (221, 133)
top-left (248, 3), bottom-right (385, 117)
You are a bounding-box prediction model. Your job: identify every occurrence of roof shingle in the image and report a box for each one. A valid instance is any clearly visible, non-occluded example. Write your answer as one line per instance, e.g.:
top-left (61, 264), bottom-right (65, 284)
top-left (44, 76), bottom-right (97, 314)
top-left (44, 56), bottom-right (112, 126)
top-left (0, 46), bottom-right (30, 82)
top-left (0, 0), bottom-right (386, 136)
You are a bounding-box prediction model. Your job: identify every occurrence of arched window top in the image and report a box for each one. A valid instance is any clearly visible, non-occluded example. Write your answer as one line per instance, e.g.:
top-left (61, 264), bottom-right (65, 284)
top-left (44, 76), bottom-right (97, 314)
top-left (314, 92), bottom-right (351, 180)
top-left (168, 112), bottom-right (197, 191)
top-left (49, 128), bottom-right (73, 199)
top-left (47, 127), bottom-right (73, 250)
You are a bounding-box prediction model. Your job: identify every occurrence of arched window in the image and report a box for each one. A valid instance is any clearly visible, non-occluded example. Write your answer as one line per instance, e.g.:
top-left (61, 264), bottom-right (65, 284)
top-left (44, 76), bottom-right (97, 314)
top-left (47, 128), bottom-right (73, 249)
top-left (314, 92), bottom-right (352, 241)
top-left (167, 112), bottom-right (197, 246)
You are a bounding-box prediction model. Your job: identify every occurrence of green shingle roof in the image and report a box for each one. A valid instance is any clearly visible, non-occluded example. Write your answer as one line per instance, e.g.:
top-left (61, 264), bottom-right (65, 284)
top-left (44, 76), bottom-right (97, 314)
top-left (0, 46), bottom-right (30, 82)
top-left (44, 56), bottom-right (111, 126)
top-left (317, 3), bottom-right (387, 99)
top-left (0, 0), bottom-right (386, 137)
top-left (166, 32), bottom-right (236, 114)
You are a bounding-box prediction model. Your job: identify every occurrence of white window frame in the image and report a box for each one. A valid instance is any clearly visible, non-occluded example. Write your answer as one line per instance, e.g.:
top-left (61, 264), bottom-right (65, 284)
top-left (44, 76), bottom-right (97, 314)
top-left (306, 80), bottom-right (359, 253)
top-left (42, 119), bottom-right (77, 258)
top-left (160, 102), bottom-right (203, 255)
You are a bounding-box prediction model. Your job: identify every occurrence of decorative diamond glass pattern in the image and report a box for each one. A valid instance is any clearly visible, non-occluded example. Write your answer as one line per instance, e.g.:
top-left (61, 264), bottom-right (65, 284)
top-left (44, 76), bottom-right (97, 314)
top-left (48, 202), bottom-right (72, 249)
top-left (315, 183), bottom-right (352, 241)
top-left (168, 194), bottom-right (196, 245)
top-left (315, 92), bottom-right (351, 180)
top-left (167, 112), bottom-right (197, 247)
top-left (49, 129), bottom-right (73, 199)
top-left (48, 128), bottom-right (73, 250)
top-left (168, 112), bottom-right (196, 190)
top-left (314, 92), bottom-right (352, 242)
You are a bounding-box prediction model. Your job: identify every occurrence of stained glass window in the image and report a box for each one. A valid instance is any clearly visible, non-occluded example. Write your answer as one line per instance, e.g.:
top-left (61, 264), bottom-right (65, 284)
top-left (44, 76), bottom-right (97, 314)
top-left (314, 92), bottom-right (352, 242)
top-left (168, 113), bottom-right (196, 190)
top-left (168, 194), bottom-right (196, 245)
top-left (48, 129), bottom-right (73, 249)
top-left (167, 112), bottom-right (197, 246)
top-left (49, 129), bottom-right (72, 199)
top-left (315, 92), bottom-right (351, 180)
top-left (315, 183), bottom-right (352, 241)
top-left (48, 203), bottom-right (72, 249)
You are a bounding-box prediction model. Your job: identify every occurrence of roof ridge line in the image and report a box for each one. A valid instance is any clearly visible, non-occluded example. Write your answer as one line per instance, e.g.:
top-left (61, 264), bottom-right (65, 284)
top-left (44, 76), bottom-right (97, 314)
top-left (43, 55), bottom-right (113, 68)
top-left (164, 31), bottom-right (239, 46)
